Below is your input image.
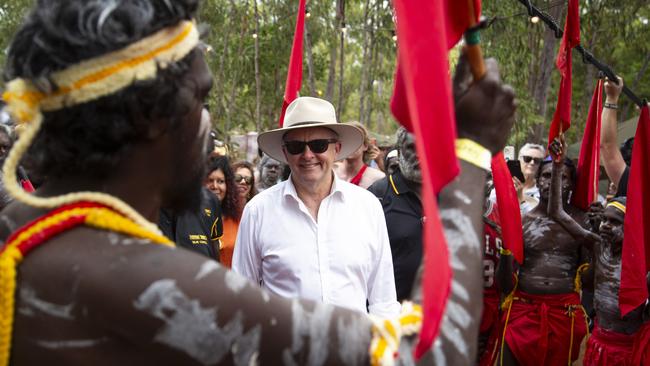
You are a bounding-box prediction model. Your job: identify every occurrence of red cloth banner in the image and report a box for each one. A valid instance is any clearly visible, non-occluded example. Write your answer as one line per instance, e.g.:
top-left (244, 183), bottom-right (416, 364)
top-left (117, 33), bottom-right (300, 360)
top-left (619, 105), bottom-right (650, 316)
top-left (491, 153), bottom-right (524, 264)
top-left (278, 0), bottom-right (306, 127)
top-left (548, 0), bottom-right (580, 145)
top-left (571, 80), bottom-right (603, 210)
top-left (390, 0), bottom-right (479, 359)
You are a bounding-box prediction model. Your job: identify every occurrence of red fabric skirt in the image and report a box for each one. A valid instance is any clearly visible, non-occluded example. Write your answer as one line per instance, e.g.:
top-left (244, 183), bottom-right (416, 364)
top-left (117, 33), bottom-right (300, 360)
top-left (500, 290), bottom-right (587, 366)
top-left (584, 324), bottom-right (635, 366)
top-left (479, 292), bottom-right (501, 366)
top-left (632, 321), bottom-right (650, 366)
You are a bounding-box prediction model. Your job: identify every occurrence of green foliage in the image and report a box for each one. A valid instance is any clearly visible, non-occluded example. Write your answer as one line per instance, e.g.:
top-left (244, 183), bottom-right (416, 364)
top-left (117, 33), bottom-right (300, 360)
top-left (0, 0), bottom-right (31, 83)
top-left (1, 0), bottom-right (647, 146)
top-left (482, 0), bottom-right (649, 149)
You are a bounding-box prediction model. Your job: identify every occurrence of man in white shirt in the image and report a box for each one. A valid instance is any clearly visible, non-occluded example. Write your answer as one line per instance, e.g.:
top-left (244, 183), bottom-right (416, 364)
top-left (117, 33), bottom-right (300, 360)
top-left (233, 97), bottom-right (400, 318)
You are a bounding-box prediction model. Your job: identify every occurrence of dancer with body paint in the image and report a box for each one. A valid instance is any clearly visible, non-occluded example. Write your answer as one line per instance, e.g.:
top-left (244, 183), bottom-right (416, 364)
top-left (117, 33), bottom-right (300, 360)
top-left (582, 198), bottom-right (650, 366)
top-left (0, 0), bottom-right (516, 364)
top-left (496, 137), bottom-right (600, 366)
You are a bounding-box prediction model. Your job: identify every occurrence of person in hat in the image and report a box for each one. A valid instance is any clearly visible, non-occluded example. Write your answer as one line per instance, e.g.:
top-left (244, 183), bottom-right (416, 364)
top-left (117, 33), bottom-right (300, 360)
top-left (0, 0), bottom-right (518, 363)
top-left (232, 96), bottom-right (401, 318)
top-left (0, 1), bottom-right (400, 364)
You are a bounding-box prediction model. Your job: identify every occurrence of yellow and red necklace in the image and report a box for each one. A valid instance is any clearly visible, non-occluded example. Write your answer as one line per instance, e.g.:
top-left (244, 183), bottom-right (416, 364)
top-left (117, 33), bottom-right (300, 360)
top-left (0, 201), bottom-right (173, 366)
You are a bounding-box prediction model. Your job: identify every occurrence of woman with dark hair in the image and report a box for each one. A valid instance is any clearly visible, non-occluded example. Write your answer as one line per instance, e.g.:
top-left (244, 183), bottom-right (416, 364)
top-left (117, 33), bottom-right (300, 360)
top-left (212, 160), bottom-right (257, 266)
top-left (231, 160), bottom-right (257, 203)
top-left (204, 156), bottom-right (241, 267)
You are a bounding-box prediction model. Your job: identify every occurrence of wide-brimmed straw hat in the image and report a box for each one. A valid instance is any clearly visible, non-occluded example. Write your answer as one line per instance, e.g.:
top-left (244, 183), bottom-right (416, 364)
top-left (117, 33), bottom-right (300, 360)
top-left (257, 97), bottom-right (363, 163)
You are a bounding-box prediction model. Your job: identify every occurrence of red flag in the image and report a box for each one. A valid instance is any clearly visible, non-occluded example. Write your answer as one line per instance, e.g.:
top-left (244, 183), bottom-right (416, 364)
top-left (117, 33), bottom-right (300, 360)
top-left (445, 0), bottom-right (481, 49)
top-left (548, 0), bottom-right (580, 145)
top-left (572, 80), bottom-right (603, 210)
top-left (390, 0), bottom-right (479, 359)
top-left (491, 153), bottom-right (524, 264)
top-left (619, 105), bottom-right (650, 316)
top-left (278, 0), bottom-right (306, 127)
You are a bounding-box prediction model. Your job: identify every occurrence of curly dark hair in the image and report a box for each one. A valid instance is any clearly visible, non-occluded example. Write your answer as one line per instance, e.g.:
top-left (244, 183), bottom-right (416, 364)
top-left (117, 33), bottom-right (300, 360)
top-left (4, 0), bottom-right (201, 180)
top-left (206, 157), bottom-right (240, 220)
top-left (231, 161), bottom-right (258, 201)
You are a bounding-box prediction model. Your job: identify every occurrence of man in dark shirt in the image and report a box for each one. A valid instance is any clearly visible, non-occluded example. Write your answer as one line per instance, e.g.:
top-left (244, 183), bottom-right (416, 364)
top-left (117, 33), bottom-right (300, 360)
top-left (159, 186), bottom-right (223, 260)
top-left (369, 127), bottom-right (422, 301)
top-left (158, 109), bottom-right (223, 260)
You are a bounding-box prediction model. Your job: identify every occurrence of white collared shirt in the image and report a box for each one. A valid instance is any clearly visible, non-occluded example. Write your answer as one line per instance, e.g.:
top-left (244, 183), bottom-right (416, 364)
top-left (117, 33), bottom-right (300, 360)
top-left (232, 174), bottom-right (400, 318)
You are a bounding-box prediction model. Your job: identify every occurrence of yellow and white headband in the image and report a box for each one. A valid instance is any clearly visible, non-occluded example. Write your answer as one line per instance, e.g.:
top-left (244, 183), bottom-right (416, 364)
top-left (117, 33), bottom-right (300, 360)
top-left (607, 201), bottom-right (626, 214)
top-left (0, 20), bottom-right (199, 234)
top-left (2, 20), bottom-right (199, 124)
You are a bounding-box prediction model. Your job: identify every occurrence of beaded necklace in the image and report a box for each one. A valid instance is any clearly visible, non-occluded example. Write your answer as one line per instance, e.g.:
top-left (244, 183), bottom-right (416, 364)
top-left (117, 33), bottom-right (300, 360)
top-left (0, 202), bottom-right (173, 366)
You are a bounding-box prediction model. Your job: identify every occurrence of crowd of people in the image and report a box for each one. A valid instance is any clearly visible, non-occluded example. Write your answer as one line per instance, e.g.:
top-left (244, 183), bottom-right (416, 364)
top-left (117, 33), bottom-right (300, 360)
top-left (0, 0), bottom-right (648, 365)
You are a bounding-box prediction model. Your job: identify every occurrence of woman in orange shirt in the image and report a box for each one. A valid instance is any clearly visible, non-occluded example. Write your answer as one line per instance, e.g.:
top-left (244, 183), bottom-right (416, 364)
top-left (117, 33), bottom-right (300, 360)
top-left (204, 157), bottom-right (255, 267)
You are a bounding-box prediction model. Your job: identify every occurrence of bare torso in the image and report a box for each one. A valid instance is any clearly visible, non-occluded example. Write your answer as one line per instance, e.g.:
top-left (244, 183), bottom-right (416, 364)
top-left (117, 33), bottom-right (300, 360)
top-left (593, 242), bottom-right (644, 334)
top-left (518, 209), bottom-right (585, 294)
top-left (1, 204), bottom-right (373, 365)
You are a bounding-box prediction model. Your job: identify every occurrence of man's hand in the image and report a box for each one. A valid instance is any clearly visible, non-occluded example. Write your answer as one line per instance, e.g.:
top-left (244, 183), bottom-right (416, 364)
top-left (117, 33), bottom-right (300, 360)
top-left (453, 51), bottom-right (516, 155)
top-left (548, 136), bottom-right (566, 163)
top-left (366, 144), bottom-right (381, 161)
top-left (604, 76), bottom-right (623, 104)
top-left (586, 201), bottom-right (604, 232)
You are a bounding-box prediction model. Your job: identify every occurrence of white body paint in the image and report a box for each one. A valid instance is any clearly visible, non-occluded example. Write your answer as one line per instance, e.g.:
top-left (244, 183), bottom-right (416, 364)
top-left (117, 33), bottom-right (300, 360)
top-left (134, 279), bottom-right (260, 365)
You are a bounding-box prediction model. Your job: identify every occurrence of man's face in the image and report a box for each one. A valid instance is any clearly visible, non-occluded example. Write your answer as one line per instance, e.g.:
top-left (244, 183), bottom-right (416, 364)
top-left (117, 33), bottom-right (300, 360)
top-left (599, 205), bottom-right (625, 245)
top-left (398, 132), bottom-right (421, 183)
top-left (282, 127), bottom-right (340, 190)
top-left (163, 52), bottom-right (213, 211)
top-left (519, 147), bottom-right (545, 179)
top-left (537, 162), bottom-right (573, 203)
top-left (260, 157), bottom-right (282, 186)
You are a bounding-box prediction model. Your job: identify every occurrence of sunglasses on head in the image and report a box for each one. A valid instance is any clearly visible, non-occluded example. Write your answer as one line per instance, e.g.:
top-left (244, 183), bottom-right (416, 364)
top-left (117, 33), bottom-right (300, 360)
top-left (234, 174), bottom-right (253, 185)
top-left (521, 155), bottom-right (543, 165)
top-left (283, 139), bottom-right (338, 155)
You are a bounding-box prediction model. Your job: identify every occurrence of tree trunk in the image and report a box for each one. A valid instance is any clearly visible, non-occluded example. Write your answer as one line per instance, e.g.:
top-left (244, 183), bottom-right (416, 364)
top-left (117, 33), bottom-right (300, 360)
top-left (213, 0), bottom-right (236, 123)
top-left (304, 20), bottom-right (317, 96)
top-left (223, 11), bottom-right (248, 141)
top-left (530, 2), bottom-right (565, 142)
top-left (253, 0), bottom-right (261, 132)
top-left (337, 0), bottom-right (346, 117)
top-left (325, 44), bottom-right (337, 101)
top-left (357, 0), bottom-right (372, 123)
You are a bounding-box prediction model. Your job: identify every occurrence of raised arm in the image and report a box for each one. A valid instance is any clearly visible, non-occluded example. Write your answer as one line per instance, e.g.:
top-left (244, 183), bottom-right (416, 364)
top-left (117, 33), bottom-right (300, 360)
top-left (547, 137), bottom-right (600, 244)
top-left (600, 76), bottom-right (627, 186)
top-left (410, 52), bottom-right (516, 364)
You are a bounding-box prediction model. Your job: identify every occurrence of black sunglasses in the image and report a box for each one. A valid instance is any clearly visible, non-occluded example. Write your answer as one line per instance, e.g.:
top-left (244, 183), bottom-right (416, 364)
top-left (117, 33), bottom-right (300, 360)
top-left (283, 139), bottom-right (338, 155)
top-left (234, 174), bottom-right (253, 185)
top-left (521, 155), bottom-right (543, 165)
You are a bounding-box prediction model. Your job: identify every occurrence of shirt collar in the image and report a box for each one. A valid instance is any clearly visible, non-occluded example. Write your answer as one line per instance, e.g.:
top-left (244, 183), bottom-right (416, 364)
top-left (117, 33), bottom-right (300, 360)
top-left (282, 171), bottom-right (346, 203)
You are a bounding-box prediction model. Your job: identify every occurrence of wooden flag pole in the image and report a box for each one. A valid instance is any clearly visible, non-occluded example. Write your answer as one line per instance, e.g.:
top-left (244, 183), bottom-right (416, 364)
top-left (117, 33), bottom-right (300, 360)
top-left (465, 0), bottom-right (486, 80)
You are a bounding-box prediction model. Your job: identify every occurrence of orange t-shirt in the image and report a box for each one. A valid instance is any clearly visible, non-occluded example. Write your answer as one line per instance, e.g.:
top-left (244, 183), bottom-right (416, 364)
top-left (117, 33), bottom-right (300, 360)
top-left (219, 216), bottom-right (240, 268)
